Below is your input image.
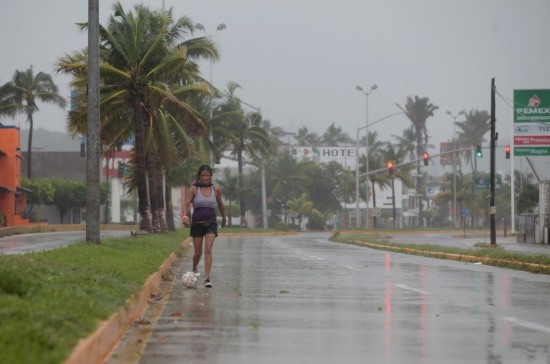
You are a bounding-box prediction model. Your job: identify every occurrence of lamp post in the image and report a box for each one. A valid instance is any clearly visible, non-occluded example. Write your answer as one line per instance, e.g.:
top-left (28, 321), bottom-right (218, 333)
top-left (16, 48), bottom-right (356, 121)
top-left (195, 22), bottom-right (226, 165)
top-left (195, 22), bottom-right (227, 84)
top-left (354, 111), bottom-right (404, 228)
top-left (355, 84), bottom-right (377, 228)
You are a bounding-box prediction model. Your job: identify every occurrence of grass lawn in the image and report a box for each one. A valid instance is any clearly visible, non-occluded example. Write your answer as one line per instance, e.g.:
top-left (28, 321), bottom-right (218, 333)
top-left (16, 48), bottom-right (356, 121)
top-left (0, 230), bottom-right (185, 364)
top-left (331, 229), bottom-right (550, 275)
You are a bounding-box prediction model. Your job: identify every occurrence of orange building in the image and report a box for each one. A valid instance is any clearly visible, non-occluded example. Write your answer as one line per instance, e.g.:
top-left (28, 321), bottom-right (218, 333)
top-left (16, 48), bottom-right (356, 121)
top-left (0, 125), bottom-right (30, 227)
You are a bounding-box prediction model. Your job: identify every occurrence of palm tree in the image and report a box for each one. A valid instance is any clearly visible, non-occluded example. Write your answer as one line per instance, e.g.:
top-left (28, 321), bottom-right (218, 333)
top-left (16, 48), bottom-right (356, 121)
top-left (216, 168), bottom-right (239, 227)
top-left (321, 122), bottom-right (354, 146)
top-left (362, 153), bottom-right (391, 228)
top-left (380, 143), bottom-right (414, 227)
top-left (269, 151), bottom-right (308, 223)
top-left (213, 83), bottom-right (276, 227)
top-left (295, 126), bottom-right (320, 146)
top-left (455, 109), bottom-right (490, 173)
top-left (396, 96), bottom-right (438, 226)
top-left (0, 66), bottom-right (66, 178)
top-left (58, 3), bottom-right (217, 231)
top-left (286, 193), bottom-right (313, 231)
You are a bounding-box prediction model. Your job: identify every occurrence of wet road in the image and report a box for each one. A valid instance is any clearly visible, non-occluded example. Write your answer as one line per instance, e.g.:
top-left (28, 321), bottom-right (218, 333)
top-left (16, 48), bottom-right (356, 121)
top-left (0, 230), bottom-right (131, 255)
top-left (134, 233), bottom-right (550, 364)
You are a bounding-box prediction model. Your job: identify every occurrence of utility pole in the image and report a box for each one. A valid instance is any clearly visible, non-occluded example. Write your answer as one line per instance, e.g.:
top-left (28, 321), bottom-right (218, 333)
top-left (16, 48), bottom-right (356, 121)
top-left (86, 0), bottom-right (100, 243)
top-left (490, 78), bottom-right (496, 245)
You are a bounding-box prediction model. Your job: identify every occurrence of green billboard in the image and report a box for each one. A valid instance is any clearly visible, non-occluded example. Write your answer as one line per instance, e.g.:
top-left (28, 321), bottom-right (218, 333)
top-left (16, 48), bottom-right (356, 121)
top-left (513, 89), bottom-right (550, 156)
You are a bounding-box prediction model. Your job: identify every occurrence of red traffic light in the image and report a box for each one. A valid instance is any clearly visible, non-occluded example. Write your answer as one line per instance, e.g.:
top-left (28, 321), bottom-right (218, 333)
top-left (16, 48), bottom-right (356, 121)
top-left (422, 152), bottom-right (429, 166)
top-left (505, 146), bottom-right (511, 159)
top-left (387, 161), bottom-right (394, 175)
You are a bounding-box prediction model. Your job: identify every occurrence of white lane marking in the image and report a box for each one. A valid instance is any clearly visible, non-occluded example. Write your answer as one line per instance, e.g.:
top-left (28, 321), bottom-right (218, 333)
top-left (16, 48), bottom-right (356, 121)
top-left (395, 283), bottom-right (430, 295)
top-left (344, 265), bottom-right (362, 272)
top-left (503, 317), bottom-right (550, 334)
top-left (309, 255), bottom-right (325, 260)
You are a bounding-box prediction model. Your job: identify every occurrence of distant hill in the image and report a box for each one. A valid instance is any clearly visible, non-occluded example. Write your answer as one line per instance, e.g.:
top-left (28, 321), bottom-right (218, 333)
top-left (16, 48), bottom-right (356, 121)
top-left (19, 128), bottom-right (81, 152)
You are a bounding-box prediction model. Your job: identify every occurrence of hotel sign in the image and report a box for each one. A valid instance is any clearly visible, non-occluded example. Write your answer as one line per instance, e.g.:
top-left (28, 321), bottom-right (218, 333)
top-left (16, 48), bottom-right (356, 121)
top-left (513, 89), bottom-right (550, 156)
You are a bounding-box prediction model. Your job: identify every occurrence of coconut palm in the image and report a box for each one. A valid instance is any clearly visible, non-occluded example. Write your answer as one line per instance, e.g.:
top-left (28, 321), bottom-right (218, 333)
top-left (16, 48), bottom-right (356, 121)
top-left (321, 122), bottom-right (354, 146)
top-left (396, 95), bottom-right (438, 226)
top-left (212, 83), bottom-right (276, 227)
top-left (380, 143), bottom-right (414, 227)
top-left (0, 66), bottom-right (66, 178)
top-left (295, 126), bottom-right (320, 146)
top-left (58, 2), bottom-right (217, 231)
top-left (215, 168), bottom-right (239, 227)
top-left (286, 193), bottom-right (313, 231)
top-left (455, 109), bottom-right (490, 173)
top-left (269, 151), bottom-right (308, 223)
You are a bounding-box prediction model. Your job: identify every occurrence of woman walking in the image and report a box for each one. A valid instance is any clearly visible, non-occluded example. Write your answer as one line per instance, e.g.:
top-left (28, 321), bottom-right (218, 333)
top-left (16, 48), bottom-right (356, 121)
top-left (182, 165), bottom-right (226, 288)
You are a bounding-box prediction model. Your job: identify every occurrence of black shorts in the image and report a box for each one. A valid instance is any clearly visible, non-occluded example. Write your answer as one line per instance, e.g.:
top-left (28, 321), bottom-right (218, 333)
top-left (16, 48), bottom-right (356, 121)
top-left (190, 222), bottom-right (218, 237)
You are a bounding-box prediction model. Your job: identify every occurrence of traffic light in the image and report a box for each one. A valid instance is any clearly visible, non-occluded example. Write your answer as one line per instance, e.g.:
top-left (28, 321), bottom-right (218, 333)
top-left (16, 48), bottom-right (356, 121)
top-left (422, 152), bottom-right (429, 166)
top-left (80, 142), bottom-right (86, 157)
top-left (505, 146), bottom-right (511, 159)
top-left (387, 161), bottom-right (394, 175)
top-left (476, 145), bottom-right (483, 158)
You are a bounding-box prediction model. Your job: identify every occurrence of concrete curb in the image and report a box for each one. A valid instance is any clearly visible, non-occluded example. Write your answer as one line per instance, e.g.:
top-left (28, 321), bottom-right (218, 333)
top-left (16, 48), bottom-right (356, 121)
top-left (63, 250), bottom-right (179, 364)
top-left (350, 240), bottom-right (550, 274)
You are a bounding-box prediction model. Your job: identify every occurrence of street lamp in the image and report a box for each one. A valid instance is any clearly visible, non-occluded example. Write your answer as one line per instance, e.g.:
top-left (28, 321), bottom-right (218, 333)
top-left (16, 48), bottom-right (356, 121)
top-left (355, 84), bottom-right (377, 228)
top-left (195, 22), bottom-right (227, 84)
top-left (195, 22), bottom-right (227, 165)
top-left (354, 111), bottom-right (404, 229)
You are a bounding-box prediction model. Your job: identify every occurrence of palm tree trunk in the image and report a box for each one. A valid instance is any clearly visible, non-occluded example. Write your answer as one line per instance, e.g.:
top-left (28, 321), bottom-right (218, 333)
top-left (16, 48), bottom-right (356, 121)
top-left (133, 99), bottom-right (152, 232)
top-left (146, 152), bottom-right (160, 233)
top-left (237, 148), bottom-right (247, 227)
top-left (154, 161), bottom-right (167, 232)
top-left (165, 181), bottom-right (175, 231)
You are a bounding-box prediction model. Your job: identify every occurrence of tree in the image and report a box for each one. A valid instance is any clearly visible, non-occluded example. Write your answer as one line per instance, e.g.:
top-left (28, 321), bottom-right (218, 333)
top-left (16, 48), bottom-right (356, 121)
top-left (455, 109), bottom-right (490, 173)
top-left (295, 126), bottom-right (320, 146)
top-left (286, 193), bottom-right (313, 231)
top-left (380, 143), bottom-right (414, 228)
top-left (396, 95), bottom-right (438, 226)
top-left (0, 66), bottom-right (66, 178)
top-left (58, 2), bottom-right (217, 231)
top-left (213, 83), bottom-right (276, 227)
top-left (268, 151), bottom-right (308, 223)
top-left (321, 122), bottom-right (354, 146)
top-left (215, 168), bottom-right (240, 227)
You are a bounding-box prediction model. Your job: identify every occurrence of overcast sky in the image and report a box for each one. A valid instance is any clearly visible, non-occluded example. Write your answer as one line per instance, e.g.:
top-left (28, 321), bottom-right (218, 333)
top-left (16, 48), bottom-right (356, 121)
top-left (2, 0), bottom-right (550, 176)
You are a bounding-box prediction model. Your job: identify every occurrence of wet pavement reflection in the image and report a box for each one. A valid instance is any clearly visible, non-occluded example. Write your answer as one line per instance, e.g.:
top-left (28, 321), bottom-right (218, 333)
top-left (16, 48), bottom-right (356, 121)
top-left (136, 233), bottom-right (550, 364)
top-left (0, 230), bottom-right (131, 255)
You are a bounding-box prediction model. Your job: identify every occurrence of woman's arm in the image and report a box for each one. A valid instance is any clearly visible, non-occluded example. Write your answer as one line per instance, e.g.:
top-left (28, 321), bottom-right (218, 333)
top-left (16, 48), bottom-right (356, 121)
top-left (182, 185), bottom-right (196, 225)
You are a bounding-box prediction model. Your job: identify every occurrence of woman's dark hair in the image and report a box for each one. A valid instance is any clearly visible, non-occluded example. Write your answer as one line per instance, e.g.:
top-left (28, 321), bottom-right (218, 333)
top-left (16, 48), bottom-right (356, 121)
top-left (193, 165), bottom-right (213, 187)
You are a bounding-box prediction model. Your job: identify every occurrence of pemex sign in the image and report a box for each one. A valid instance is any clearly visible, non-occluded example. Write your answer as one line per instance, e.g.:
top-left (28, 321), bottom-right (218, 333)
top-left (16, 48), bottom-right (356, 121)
top-left (513, 89), bottom-right (550, 156)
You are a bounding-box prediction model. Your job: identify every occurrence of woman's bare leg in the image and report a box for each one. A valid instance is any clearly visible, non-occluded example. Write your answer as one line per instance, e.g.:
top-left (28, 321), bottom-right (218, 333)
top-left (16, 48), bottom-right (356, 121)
top-left (204, 233), bottom-right (216, 278)
top-left (192, 237), bottom-right (203, 272)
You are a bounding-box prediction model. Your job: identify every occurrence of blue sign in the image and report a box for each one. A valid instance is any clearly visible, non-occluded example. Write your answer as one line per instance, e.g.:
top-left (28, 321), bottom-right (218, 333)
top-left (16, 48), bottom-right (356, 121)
top-left (461, 208), bottom-right (469, 217)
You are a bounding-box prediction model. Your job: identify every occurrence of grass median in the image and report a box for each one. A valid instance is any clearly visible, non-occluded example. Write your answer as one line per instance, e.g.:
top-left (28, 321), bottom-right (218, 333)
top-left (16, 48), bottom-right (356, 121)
top-left (331, 230), bottom-right (550, 275)
top-left (0, 230), bottom-right (186, 364)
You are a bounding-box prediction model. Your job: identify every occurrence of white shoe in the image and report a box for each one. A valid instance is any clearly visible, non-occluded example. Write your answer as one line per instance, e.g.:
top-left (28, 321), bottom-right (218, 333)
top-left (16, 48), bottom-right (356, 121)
top-left (193, 271), bottom-right (201, 277)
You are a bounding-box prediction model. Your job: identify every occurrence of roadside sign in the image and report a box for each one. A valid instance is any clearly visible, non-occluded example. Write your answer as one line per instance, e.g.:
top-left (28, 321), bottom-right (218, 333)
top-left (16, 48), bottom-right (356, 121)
top-left (513, 89), bottom-right (550, 156)
top-left (371, 207), bottom-right (381, 217)
top-left (461, 208), bottom-right (469, 217)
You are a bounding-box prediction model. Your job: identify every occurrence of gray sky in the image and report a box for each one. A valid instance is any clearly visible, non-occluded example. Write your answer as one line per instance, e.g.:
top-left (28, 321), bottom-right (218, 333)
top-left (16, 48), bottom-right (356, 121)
top-left (2, 0), bottom-right (550, 176)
